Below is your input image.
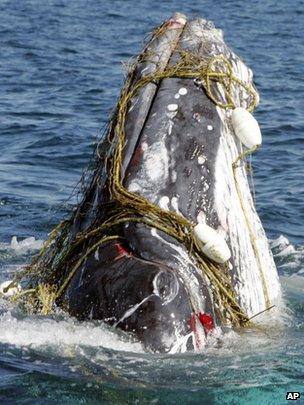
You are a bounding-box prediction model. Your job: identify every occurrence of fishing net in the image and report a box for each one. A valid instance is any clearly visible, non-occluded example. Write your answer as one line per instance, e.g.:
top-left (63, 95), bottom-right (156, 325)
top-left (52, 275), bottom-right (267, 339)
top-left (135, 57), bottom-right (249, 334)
top-left (10, 21), bottom-right (259, 327)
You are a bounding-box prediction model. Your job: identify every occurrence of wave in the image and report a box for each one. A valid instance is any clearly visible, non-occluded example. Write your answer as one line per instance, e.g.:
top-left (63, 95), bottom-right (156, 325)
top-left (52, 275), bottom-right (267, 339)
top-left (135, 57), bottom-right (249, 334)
top-left (270, 235), bottom-right (304, 276)
top-left (1, 233), bottom-right (303, 280)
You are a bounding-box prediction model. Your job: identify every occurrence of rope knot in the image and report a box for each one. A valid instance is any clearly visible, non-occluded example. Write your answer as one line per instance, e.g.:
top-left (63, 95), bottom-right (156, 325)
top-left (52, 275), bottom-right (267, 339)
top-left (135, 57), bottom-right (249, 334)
top-left (205, 55), bottom-right (258, 112)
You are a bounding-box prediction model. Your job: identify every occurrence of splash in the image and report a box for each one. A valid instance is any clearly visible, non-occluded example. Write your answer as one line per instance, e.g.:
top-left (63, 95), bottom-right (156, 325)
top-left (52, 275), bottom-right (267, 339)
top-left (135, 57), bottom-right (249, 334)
top-left (0, 236), bottom-right (44, 258)
top-left (0, 310), bottom-right (143, 354)
top-left (10, 236), bottom-right (44, 254)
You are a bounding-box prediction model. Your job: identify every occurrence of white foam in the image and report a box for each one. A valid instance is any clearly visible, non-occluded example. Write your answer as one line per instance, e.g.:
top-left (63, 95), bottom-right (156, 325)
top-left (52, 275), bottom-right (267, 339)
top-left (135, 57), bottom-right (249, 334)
top-left (276, 245), bottom-right (296, 257)
top-left (10, 236), bottom-right (44, 254)
top-left (270, 235), bottom-right (304, 275)
top-left (270, 235), bottom-right (290, 249)
top-left (0, 311), bottom-right (143, 353)
top-left (0, 280), bottom-right (21, 297)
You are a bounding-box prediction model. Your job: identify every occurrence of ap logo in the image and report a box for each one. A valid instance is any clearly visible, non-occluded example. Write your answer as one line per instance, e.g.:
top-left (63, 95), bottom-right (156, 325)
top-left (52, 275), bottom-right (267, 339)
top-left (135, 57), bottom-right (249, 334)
top-left (286, 392), bottom-right (301, 400)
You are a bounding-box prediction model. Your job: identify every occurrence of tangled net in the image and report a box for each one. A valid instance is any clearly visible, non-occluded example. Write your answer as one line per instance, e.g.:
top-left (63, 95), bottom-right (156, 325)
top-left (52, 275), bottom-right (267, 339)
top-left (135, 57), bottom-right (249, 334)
top-left (11, 34), bottom-right (259, 326)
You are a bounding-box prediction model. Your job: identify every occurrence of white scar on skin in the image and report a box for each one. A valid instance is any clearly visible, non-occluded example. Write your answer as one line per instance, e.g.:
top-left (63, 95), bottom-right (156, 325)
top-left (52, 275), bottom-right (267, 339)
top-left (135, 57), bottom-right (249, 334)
top-left (128, 97), bottom-right (139, 113)
top-left (178, 87), bottom-right (187, 95)
top-left (159, 196), bottom-right (170, 210)
top-left (197, 211), bottom-right (205, 223)
top-left (114, 295), bottom-right (154, 327)
top-left (198, 155), bottom-right (206, 165)
top-left (168, 120), bottom-right (174, 135)
top-left (142, 142), bottom-right (148, 151)
top-left (128, 182), bottom-right (141, 192)
top-left (171, 196), bottom-right (181, 213)
top-left (144, 140), bottom-right (169, 182)
top-left (166, 111), bottom-right (178, 119)
top-left (167, 104), bottom-right (178, 112)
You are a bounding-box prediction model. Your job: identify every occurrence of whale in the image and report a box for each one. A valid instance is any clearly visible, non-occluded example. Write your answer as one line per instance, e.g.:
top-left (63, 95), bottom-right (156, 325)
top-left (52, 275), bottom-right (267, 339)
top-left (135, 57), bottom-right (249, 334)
top-left (20, 14), bottom-right (282, 353)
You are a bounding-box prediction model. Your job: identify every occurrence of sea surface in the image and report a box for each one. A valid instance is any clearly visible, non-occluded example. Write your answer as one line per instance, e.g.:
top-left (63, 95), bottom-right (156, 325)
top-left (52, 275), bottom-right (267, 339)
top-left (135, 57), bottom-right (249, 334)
top-left (0, 0), bottom-right (303, 404)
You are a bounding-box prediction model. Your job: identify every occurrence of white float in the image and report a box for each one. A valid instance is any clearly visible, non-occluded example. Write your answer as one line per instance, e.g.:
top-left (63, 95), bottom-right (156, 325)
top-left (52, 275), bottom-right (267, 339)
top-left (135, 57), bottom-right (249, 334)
top-left (0, 280), bottom-right (21, 297)
top-left (193, 224), bottom-right (231, 264)
top-left (231, 107), bottom-right (262, 149)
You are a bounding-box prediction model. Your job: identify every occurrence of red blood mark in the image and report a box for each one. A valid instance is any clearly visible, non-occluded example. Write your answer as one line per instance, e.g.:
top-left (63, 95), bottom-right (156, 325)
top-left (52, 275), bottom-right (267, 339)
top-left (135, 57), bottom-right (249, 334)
top-left (114, 243), bottom-right (131, 260)
top-left (190, 313), bottom-right (197, 333)
top-left (130, 145), bottom-right (142, 167)
top-left (198, 312), bottom-right (215, 334)
top-left (167, 20), bottom-right (183, 29)
top-left (189, 312), bottom-right (215, 348)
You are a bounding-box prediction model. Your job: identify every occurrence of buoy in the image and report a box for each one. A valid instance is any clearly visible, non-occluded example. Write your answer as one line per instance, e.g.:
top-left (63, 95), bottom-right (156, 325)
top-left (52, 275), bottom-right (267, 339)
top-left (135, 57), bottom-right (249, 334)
top-left (0, 280), bottom-right (21, 297)
top-left (231, 107), bottom-right (262, 149)
top-left (193, 224), bottom-right (231, 264)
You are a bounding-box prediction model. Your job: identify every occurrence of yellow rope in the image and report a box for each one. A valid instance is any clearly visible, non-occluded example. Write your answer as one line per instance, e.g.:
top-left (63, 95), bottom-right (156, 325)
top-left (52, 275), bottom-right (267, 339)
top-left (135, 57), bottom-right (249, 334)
top-left (232, 149), bottom-right (270, 308)
top-left (54, 235), bottom-right (122, 300)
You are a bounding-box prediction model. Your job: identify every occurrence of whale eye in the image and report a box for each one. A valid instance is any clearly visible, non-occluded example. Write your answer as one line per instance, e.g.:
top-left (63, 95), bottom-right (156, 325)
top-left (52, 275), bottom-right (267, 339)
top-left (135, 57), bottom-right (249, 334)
top-left (153, 271), bottom-right (179, 304)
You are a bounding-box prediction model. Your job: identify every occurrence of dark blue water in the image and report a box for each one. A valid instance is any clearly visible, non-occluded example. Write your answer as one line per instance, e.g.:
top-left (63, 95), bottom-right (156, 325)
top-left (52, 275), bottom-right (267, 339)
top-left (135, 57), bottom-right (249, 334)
top-left (0, 1), bottom-right (303, 404)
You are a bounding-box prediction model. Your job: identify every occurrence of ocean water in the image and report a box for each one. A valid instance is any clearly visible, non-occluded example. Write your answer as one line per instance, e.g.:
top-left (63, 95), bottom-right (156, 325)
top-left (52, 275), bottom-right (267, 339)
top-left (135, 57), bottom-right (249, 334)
top-left (0, 0), bottom-right (303, 404)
